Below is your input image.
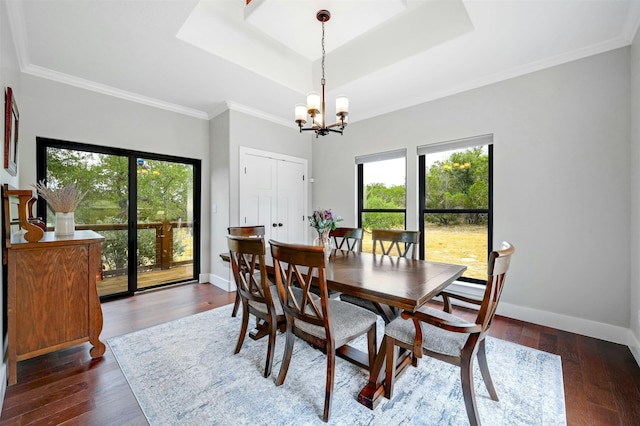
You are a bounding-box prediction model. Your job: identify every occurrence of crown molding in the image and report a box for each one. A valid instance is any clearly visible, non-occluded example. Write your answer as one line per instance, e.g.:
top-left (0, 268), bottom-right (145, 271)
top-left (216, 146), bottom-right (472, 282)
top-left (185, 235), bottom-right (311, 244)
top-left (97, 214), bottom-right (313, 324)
top-left (622, 0), bottom-right (640, 44)
top-left (22, 64), bottom-right (208, 119)
top-left (357, 35), bottom-right (633, 123)
top-left (6, 0), bottom-right (30, 71)
top-left (208, 101), bottom-right (294, 129)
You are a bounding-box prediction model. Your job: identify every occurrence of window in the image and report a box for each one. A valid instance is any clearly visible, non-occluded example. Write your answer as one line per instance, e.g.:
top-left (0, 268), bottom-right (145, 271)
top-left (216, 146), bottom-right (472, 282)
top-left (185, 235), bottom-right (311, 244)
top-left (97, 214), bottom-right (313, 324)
top-left (418, 135), bottom-right (493, 283)
top-left (356, 150), bottom-right (406, 253)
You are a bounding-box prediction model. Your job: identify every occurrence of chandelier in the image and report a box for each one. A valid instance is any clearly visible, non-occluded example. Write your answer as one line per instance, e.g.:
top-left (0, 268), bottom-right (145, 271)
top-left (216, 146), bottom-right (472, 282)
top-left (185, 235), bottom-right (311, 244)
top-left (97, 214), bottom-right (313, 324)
top-left (294, 10), bottom-right (348, 137)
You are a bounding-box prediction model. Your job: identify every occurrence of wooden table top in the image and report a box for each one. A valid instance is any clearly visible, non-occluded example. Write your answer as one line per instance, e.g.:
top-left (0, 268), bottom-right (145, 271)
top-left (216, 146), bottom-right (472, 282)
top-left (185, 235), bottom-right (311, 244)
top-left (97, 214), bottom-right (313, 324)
top-left (222, 249), bottom-right (467, 312)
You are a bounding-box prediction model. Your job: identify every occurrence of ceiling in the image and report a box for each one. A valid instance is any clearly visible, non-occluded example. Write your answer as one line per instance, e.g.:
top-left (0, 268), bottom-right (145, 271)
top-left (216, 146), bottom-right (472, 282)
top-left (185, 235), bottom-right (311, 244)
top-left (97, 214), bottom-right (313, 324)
top-left (5, 0), bottom-right (640, 127)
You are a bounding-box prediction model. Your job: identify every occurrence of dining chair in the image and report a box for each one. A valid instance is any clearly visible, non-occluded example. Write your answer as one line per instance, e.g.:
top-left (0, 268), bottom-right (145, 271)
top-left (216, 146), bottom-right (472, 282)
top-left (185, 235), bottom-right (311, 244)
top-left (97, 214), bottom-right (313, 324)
top-left (382, 241), bottom-right (515, 426)
top-left (329, 227), bottom-right (363, 252)
top-left (371, 229), bottom-right (419, 259)
top-left (227, 234), bottom-right (285, 378)
top-left (269, 240), bottom-right (378, 423)
top-left (228, 225), bottom-right (266, 317)
top-left (340, 229), bottom-right (420, 323)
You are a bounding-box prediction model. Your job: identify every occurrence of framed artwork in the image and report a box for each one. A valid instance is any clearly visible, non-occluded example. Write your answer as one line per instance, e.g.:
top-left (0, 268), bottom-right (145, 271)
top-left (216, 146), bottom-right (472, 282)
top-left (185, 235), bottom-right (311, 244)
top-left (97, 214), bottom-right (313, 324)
top-left (4, 87), bottom-right (19, 176)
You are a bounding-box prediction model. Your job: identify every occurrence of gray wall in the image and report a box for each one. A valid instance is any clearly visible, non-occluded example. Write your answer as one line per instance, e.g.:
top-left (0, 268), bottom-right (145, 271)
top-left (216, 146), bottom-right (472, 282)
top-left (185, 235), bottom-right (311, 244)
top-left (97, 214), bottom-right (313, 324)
top-left (631, 28), bottom-right (640, 356)
top-left (17, 75), bottom-right (211, 273)
top-left (312, 47), bottom-right (632, 344)
top-left (210, 110), bottom-right (231, 285)
top-left (0, 0), bottom-right (22, 398)
top-left (208, 109), bottom-right (313, 287)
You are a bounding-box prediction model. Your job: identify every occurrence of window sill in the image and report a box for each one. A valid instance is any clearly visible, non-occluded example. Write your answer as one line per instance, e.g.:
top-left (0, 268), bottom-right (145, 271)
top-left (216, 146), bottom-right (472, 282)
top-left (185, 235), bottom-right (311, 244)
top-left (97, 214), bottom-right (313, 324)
top-left (432, 280), bottom-right (485, 310)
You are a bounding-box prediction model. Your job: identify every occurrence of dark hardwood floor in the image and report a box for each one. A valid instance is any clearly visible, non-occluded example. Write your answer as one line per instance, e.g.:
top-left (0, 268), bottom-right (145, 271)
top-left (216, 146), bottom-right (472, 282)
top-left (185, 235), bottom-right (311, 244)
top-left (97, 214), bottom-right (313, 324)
top-left (1, 283), bottom-right (639, 425)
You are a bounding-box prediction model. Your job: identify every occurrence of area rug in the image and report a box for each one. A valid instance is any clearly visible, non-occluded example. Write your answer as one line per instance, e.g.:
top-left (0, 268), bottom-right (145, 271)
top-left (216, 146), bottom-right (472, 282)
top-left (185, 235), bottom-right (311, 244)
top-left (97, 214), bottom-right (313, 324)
top-left (108, 304), bottom-right (566, 425)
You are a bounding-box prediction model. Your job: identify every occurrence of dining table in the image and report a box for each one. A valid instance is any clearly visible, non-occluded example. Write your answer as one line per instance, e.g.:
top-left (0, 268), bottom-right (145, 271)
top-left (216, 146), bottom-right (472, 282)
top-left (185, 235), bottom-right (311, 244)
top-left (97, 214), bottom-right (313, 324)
top-left (220, 247), bottom-right (467, 409)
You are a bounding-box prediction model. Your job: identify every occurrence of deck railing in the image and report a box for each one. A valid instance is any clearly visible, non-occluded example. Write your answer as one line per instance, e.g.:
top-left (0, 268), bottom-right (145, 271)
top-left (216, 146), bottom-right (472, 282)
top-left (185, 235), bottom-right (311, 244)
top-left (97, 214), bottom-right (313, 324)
top-left (49, 221), bottom-right (193, 277)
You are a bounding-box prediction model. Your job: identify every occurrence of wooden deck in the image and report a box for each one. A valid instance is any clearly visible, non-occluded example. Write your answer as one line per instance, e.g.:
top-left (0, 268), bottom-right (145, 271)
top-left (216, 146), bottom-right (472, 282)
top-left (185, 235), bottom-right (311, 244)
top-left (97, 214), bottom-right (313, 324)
top-left (97, 264), bottom-right (194, 296)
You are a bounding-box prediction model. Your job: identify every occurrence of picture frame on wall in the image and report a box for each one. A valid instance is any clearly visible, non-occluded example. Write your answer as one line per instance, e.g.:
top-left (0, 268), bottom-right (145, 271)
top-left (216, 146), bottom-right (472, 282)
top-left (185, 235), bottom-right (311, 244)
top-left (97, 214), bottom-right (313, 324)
top-left (4, 87), bottom-right (19, 176)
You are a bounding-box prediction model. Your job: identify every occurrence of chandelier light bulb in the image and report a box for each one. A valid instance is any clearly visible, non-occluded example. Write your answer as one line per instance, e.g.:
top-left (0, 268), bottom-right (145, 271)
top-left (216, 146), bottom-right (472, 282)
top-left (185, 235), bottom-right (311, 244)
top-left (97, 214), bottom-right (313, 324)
top-left (307, 92), bottom-right (321, 115)
top-left (295, 104), bottom-right (307, 124)
top-left (336, 95), bottom-right (349, 116)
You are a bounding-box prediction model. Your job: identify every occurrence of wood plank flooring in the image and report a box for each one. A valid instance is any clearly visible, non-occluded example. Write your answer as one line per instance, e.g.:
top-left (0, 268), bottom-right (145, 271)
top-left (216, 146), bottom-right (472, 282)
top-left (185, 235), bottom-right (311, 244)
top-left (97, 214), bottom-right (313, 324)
top-left (1, 283), bottom-right (639, 425)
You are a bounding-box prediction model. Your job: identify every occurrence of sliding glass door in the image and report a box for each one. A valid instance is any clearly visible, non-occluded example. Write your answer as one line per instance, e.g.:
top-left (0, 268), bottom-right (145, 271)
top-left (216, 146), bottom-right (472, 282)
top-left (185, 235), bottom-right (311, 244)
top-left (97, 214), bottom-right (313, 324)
top-left (135, 158), bottom-right (195, 289)
top-left (36, 138), bottom-right (201, 299)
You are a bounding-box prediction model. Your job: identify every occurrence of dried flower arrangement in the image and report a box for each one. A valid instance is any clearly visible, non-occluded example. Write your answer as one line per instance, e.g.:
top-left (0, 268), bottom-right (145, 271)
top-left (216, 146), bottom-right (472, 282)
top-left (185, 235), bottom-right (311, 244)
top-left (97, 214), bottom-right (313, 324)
top-left (33, 180), bottom-right (87, 213)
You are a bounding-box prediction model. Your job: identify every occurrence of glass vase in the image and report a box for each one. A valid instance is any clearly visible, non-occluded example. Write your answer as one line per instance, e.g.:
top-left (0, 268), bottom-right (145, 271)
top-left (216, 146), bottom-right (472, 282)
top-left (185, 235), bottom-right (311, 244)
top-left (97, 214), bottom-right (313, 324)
top-left (313, 230), bottom-right (334, 260)
top-left (55, 212), bottom-right (75, 236)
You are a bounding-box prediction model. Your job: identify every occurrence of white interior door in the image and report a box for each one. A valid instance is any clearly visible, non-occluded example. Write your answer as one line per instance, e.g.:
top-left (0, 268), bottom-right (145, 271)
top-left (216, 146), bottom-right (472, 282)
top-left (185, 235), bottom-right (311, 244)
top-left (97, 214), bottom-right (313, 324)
top-left (240, 153), bottom-right (277, 242)
top-left (239, 148), bottom-right (307, 244)
top-left (276, 159), bottom-right (305, 243)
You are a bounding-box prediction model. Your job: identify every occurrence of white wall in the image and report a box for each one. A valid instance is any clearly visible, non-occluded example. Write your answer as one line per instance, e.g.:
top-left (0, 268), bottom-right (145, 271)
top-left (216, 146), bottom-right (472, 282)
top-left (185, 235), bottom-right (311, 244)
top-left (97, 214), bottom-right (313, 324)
top-left (630, 28), bottom-right (640, 360)
top-left (208, 109), bottom-right (313, 288)
top-left (312, 47), bottom-right (632, 344)
top-left (17, 75), bottom-right (211, 272)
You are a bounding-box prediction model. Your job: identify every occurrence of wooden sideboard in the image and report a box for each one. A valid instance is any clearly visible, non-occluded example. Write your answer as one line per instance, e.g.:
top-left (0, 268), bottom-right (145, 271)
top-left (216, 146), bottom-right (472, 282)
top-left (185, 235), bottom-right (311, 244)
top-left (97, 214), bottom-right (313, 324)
top-left (6, 230), bottom-right (105, 385)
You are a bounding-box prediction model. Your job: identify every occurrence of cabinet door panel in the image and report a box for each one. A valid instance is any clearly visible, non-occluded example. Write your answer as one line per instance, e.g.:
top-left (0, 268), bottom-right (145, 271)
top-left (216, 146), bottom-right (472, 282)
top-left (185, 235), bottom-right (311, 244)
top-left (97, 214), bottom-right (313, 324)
top-left (15, 246), bottom-right (88, 354)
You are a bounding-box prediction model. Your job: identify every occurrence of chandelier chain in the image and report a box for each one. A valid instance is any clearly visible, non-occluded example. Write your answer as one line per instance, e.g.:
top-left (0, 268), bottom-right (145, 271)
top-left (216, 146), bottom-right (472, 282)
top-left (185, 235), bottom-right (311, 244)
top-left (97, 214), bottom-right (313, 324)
top-left (321, 21), bottom-right (326, 84)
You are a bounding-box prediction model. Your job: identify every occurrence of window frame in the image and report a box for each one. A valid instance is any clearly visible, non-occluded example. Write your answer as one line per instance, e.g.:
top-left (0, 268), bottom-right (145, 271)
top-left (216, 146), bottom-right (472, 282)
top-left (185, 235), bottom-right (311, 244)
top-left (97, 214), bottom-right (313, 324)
top-left (36, 137), bottom-right (203, 299)
top-left (356, 152), bottom-right (407, 231)
top-left (418, 142), bottom-right (493, 285)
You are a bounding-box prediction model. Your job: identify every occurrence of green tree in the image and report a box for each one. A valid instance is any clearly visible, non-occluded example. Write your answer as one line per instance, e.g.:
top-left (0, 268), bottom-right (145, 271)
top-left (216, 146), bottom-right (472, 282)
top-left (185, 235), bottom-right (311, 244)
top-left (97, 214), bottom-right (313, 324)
top-left (425, 147), bottom-right (488, 226)
top-left (362, 183), bottom-right (406, 231)
top-left (45, 150), bottom-right (192, 271)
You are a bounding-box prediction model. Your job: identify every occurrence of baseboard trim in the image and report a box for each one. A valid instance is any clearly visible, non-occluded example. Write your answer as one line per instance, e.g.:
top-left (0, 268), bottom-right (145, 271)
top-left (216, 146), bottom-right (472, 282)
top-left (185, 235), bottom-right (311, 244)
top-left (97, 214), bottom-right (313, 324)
top-left (0, 362), bottom-right (6, 413)
top-left (629, 331), bottom-right (640, 368)
top-left (207, 273), bottom-right (234, 292)
top-left (447, 281), bottom-right (634, 350)
top-left (497, 302), bottom-right (630, 345)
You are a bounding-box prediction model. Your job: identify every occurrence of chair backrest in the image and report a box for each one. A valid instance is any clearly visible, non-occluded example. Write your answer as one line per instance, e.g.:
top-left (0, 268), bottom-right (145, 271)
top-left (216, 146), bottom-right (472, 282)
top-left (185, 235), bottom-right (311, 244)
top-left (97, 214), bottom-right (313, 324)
top-left (371, 229), bottom-right (420, 259)
top-left (330, 227), bottom-right (363, 252)
top-left (227, 235), bottom-right (271, 306)
top-left (269, 240), bottom-right (331, 333)
top-left (476, 241), bottom-right (515, 331)
top-left (227, 225), bottom-right (266, 237)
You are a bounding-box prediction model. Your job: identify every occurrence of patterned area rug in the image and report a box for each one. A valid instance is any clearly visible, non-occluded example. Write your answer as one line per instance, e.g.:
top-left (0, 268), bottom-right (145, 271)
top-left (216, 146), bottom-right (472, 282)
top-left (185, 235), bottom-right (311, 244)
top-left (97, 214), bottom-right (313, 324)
top-left (108, 304), bottom-right (566, 425)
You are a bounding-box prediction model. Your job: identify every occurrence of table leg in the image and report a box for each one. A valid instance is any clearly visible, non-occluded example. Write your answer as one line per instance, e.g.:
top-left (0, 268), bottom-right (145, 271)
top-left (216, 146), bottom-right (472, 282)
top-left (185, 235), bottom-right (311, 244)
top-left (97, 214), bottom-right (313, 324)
top-left (357, 335), bottom-right (390, 409)
top-left (358, 336), bottom-right (417, 409)
top-left (249, 319), bottom-right (270, 340)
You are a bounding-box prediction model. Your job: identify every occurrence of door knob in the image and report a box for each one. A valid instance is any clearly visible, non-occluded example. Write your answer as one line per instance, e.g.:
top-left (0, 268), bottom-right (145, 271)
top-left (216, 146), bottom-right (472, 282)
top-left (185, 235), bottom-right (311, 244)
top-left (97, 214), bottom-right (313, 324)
top-left (272, 223), bottom-right (278, 227)
top-left (278, 223), bottom-right (283, 227)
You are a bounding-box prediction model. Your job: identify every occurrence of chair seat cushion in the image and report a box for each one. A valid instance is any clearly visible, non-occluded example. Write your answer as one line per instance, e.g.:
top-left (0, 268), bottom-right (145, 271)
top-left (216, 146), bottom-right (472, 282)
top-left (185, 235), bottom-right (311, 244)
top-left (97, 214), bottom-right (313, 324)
top-left (294, 299), bottom-right (378, 342)
top-left (247, 285), bottom-right (284, 317)
top-left (384, 307), bottom-right (470, 357)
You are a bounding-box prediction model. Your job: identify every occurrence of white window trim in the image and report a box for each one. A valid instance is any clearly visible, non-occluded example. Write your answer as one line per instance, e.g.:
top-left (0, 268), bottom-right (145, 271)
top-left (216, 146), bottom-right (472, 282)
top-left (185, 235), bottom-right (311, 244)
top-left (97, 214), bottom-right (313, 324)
top-left (417, 134), bottom-right (493, 156)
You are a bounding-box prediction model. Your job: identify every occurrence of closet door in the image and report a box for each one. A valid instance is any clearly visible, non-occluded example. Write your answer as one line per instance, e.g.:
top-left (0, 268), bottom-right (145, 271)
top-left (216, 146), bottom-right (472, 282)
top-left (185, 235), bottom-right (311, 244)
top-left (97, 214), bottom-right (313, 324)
top-left (240, 149), bottom-right (306, 244)
top-left (275, 159), bottom-right (305, 243)
top-left (240, 152), bottom-right (278, 242)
